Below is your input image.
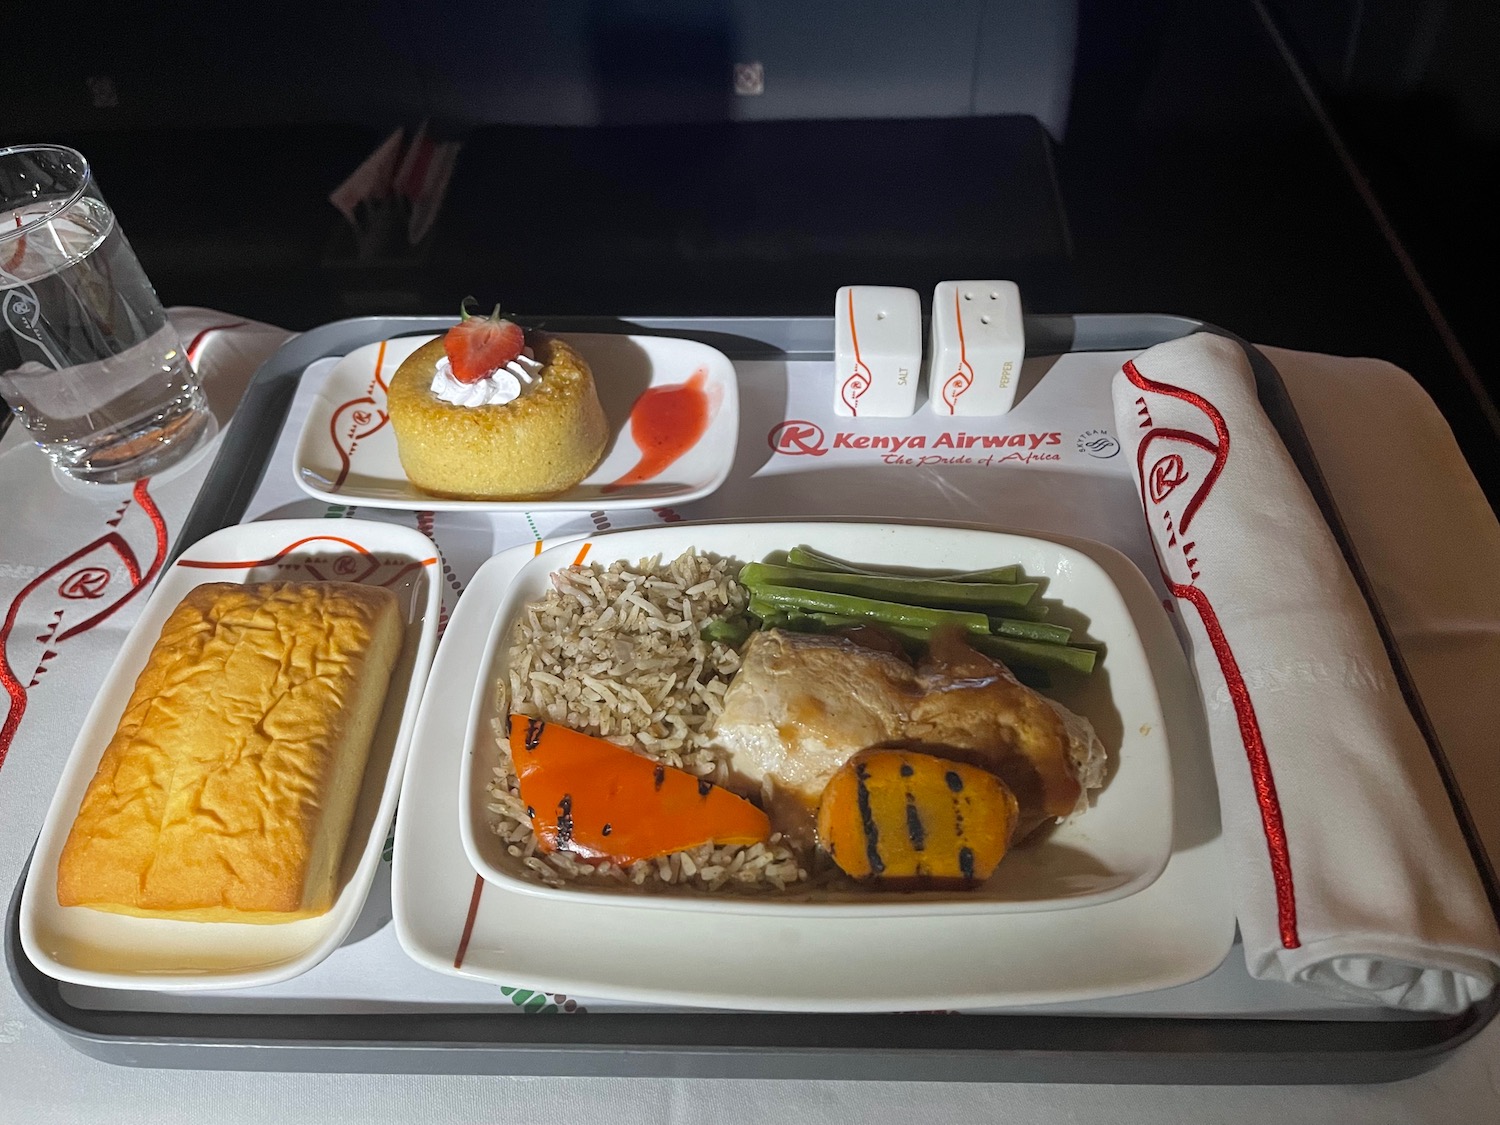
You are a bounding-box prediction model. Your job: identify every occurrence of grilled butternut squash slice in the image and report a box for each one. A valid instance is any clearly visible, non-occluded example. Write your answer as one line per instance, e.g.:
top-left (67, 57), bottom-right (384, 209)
top-left (817, 748), bottom-right (1019, 886)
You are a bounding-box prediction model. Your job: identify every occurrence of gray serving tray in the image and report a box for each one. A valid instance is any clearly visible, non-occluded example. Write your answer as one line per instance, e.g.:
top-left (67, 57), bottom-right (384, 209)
top-left (9, 313), bottom-right (1498, 1082)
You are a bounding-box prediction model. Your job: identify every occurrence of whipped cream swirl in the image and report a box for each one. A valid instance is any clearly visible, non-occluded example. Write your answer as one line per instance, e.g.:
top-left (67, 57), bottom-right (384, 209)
top-left (430, 350), bottom-right (544, 407)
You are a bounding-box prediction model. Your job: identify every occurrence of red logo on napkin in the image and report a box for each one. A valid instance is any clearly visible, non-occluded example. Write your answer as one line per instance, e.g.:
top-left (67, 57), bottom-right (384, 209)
top-left (1148, 454), bottom-right (1189, 504)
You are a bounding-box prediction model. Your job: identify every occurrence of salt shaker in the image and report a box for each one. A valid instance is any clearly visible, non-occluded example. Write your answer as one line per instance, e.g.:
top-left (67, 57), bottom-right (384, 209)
top-left (833, 285), bottom-right (922, 417)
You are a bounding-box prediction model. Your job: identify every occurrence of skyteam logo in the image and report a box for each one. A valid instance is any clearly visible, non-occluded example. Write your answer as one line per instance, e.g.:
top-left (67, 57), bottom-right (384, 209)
top-left (1076, 429), bottom-right (1120, 458)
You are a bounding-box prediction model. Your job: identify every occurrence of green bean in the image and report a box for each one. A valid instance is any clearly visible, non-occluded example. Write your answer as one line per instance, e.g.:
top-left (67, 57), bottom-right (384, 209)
top-left (746, 600), bottom-right (789, 627)
top-left (804, 610), bottom-right (1071, 652)
top-left (740, 562), bottom-right (1038, 610)
top-left (747, 601), bottom-right (829, 633)
top-left (700, 617), bottom-right (752, 647)
top-left (782, 615), bottom-right (830, 635)
top-left (989, 617), bottom-right (1072, 644)
top-left (786, 545), bottom-right (1020, 585)
top-left (970, 634), bottom-right (1098, 676)
top-left (744, 583), bottom-right (992, 633)
top-left (987, 601), bottom-right (1050, 621)
top-left (747, 601), bottom-right (825, 628)
top-left (801, 612), bottom-right (930, 643)
top-left (801, 612), bottom-right (1090, 678)
top-left (744, 547), bottom-right (1099, 676)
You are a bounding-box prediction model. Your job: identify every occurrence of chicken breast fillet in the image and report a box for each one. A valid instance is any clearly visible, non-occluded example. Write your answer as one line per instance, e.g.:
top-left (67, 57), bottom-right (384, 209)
top-left (712, 628), bottom-right (1106, 845)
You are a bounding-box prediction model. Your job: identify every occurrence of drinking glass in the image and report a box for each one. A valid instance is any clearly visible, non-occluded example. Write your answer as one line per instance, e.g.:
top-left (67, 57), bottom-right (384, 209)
top-left (0, 144), bottom-right (212, 483)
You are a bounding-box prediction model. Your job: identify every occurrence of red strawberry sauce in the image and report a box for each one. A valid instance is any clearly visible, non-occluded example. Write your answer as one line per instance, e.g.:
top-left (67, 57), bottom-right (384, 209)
top-left (604, 369), bottom-right (711, 491)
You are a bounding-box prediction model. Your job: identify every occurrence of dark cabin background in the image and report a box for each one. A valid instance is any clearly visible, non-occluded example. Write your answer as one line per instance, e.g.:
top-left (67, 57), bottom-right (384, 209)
top-left (3, 0), bottom-right (1494, 496)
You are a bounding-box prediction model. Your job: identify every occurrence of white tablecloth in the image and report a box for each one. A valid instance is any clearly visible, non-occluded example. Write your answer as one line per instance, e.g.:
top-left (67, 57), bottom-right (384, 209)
top-left (2, 314), bottom-right (1497, 1123)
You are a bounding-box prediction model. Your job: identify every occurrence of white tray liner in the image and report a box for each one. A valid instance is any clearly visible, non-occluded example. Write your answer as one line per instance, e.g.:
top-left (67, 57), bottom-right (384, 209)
top-left (60, 347), bottom-right (1400, 1019)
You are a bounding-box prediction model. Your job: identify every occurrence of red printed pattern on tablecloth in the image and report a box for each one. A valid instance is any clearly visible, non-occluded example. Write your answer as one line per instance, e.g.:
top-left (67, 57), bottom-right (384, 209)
top-left (1123, 358), bottom-right (1300, 949)
top-left (0, 480), bottom-right (168, 774)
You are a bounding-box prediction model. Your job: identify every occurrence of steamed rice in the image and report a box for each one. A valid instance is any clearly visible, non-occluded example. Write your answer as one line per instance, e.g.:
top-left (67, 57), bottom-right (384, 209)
top-left (487, 550), bottom-right (808, 892)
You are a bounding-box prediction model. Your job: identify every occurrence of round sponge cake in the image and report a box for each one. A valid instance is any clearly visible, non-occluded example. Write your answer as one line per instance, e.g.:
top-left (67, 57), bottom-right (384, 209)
top-left (387, 334), bottom-right (609, 500)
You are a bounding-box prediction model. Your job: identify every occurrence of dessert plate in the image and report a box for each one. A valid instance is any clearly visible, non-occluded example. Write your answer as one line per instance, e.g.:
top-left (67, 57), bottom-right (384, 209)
top-left (457, 521), bottom-right (1175, 916)
top-left (20, 519), bottom-right (442, 990)
top-left (393, 522), bottom-right (1235, 1010)
top-left (291, 332), bottom-right (739, 511)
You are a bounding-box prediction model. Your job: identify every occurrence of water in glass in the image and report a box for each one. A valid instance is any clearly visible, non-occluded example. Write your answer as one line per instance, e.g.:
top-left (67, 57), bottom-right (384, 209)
top-left (0, 195), bottom-right (209, 482)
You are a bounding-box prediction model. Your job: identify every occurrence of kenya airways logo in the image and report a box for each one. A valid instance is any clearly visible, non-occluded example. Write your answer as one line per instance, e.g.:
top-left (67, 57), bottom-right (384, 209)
top-left (1148, 453), bottom-right (1190, 503)
top-left (767, 420), bottom-right (828, 456)
top-left (1, 481), bottom-right (168, 773)
top-left (768, 421), bottom-right (1064, 461)
top-left (58, 567), bottom-right (112, 599)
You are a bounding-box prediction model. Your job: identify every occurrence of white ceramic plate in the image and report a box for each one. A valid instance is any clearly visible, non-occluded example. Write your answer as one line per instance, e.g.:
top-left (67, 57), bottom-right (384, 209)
top-left (393, 526), bottom-right (1234, 1010)
top-left (20, 518), bottom-right (442, 990)
top-left (291, 332), bottom-right (739, 511)
top-left (457, 522), bottom-right (1175, 916)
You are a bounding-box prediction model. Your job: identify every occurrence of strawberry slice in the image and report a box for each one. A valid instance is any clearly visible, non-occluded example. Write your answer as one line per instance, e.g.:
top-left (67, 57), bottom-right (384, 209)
top-left (443, 303), bottom-right (525, 384)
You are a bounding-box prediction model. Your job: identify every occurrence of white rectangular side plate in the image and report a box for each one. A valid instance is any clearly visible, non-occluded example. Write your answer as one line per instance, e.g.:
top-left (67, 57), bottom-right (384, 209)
top-left (21, 518), bottom-right (442, 990)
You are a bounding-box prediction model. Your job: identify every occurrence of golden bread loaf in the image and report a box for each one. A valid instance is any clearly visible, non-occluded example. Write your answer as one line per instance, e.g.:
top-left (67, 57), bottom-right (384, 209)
top-left (56, 581), bottom-right (403, 922)
top-left (386, 334), bottom-right (609, 500)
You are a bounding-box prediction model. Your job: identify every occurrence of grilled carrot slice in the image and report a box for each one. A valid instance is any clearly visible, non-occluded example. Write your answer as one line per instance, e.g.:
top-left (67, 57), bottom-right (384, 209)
top-left (507, 715), bottom-right (771, 864)
top-left (817, 749), bottom-right (1019, 886)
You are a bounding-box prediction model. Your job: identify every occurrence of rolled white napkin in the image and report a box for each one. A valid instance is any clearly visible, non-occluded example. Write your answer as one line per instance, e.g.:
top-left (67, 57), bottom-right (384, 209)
top-left (1111, 333), bottom-right (1500, 1013)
